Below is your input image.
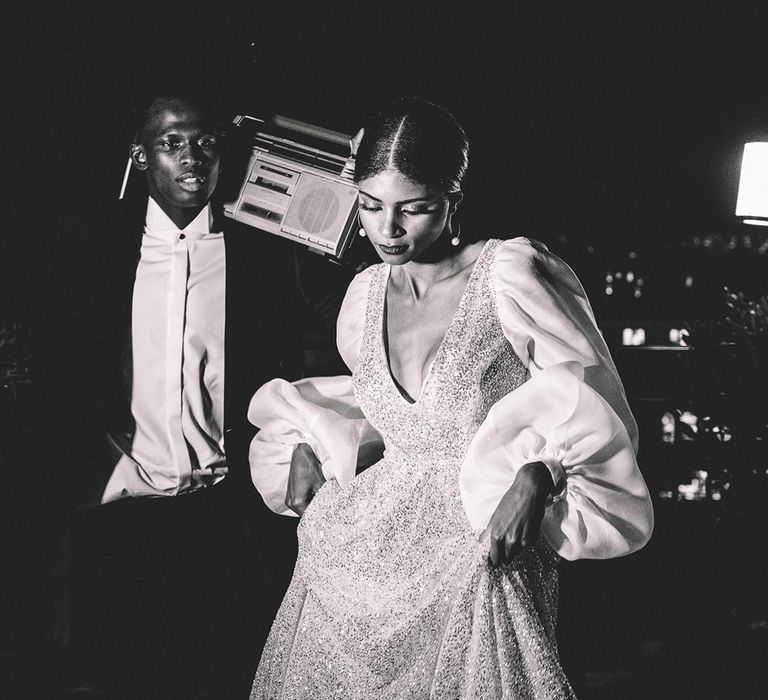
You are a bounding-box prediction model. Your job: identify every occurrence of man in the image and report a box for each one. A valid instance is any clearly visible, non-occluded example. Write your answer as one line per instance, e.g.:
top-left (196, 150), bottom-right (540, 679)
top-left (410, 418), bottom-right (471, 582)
top-left (46, 83), bottom-right (349, 699)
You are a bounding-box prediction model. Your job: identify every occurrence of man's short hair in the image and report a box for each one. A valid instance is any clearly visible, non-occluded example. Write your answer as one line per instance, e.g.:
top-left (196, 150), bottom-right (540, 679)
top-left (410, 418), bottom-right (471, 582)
top-left (131, 74), bottom-right (221, 143)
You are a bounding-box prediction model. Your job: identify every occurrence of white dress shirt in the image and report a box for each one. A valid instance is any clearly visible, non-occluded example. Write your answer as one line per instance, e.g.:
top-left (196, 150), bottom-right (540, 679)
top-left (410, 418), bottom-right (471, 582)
top-left (102, 199), bottom-right (227, 502)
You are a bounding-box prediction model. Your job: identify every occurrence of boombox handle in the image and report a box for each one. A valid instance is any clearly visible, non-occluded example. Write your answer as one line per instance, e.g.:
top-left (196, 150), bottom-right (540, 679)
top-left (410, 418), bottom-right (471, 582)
top-left (270, 114), bottom-right (351, 147)
top-left (230, 114), bottom-right (352, 156)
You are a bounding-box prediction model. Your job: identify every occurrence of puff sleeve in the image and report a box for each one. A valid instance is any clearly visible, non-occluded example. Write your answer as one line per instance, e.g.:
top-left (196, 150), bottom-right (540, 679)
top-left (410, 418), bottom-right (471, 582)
top-left (458, 238), bottom-right (653, 559)
top-left (248, 266), bottom-right (381, 515)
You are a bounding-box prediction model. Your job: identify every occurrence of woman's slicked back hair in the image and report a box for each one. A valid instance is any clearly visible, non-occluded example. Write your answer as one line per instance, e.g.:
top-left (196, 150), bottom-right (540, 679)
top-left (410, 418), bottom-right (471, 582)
top-left (354, 97), bottom-right (469, 194)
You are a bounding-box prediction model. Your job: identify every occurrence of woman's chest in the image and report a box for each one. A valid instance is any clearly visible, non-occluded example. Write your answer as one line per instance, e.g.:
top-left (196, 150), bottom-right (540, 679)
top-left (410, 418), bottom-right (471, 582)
top-left (384, 277), bottom-right (469, 395)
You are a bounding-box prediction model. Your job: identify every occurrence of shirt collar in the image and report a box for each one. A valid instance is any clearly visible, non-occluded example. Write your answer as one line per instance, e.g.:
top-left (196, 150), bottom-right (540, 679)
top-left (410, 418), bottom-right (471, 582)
top-left (145, 198), bottom-right (217, 241)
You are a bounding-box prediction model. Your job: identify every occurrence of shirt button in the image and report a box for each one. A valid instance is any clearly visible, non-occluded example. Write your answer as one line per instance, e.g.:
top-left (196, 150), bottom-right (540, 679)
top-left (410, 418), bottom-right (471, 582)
top-left (179, 233), bottom-right (186, 240)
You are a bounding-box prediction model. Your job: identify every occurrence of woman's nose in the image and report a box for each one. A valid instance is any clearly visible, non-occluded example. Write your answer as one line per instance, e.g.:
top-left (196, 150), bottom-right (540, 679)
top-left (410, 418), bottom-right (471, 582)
top-left (380, 210), bottom-right (405, 239)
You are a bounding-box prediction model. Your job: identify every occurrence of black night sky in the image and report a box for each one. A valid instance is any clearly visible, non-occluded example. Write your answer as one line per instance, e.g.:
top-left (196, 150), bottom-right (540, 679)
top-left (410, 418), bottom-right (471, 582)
top-left (6, 0), bottom-right (768, 249)
top-left (6, 0), bottom-right (768, 337)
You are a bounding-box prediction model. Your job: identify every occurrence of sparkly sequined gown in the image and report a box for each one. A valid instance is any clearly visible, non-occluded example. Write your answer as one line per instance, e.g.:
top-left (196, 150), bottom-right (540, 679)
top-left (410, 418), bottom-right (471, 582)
top-left (251, 240), bottom-right (577, 699)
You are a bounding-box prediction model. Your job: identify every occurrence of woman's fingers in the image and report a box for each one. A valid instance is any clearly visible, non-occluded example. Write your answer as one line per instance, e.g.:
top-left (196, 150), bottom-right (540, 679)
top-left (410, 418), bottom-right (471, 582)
top-left (488, 518), bottom-right (539, 566)
top-left (504, 531), bottom-right (523, 563)
top-left (285, 488), bottom-right (318, 516)
top-left (286, 500), bottom-right (303, 516)
top-left (488, 534), bottom-right (503, 567)
top-left (487, 528), bottom-right (521, 566)
top-left (484, 478), bottom-right (548, 567)
top-left (286, 498), bottom-right (308, 516)
top-left (286, 442), bottom-right (327, 516)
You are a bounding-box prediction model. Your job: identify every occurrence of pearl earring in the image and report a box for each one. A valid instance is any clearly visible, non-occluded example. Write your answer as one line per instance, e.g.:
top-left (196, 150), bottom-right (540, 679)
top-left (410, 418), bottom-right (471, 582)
top-left (450, 221), bottom-right (461, 247)
top-left (356, 211), bottom-right (366, 237)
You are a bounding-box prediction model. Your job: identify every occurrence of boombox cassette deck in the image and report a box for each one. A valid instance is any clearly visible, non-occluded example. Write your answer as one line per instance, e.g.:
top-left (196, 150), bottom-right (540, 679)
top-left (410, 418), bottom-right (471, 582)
top-left (223, 114), bottom-right (360, 262)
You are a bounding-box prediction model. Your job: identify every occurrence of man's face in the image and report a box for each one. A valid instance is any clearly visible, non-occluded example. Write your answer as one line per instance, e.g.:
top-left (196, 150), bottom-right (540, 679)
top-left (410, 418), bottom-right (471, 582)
top-left (130, 97), bottom-right (221, 222)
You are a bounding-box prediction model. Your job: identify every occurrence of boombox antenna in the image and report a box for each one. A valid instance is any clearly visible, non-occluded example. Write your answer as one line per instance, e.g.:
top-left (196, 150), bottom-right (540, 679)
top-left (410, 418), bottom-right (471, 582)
top-left (118, 156), bottom-right (132, 199)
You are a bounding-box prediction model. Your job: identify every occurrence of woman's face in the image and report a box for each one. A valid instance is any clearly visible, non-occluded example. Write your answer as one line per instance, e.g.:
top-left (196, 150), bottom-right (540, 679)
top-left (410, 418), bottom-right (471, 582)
top-left (357, 168), bottom-right (452, 264)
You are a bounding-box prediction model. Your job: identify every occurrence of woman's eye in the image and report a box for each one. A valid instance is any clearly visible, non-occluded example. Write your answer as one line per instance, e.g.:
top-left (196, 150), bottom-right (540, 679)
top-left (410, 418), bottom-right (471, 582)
top-left (359, 203), bottom-right (380, 212)
top-left (402, 208), bottom-right (434, 216)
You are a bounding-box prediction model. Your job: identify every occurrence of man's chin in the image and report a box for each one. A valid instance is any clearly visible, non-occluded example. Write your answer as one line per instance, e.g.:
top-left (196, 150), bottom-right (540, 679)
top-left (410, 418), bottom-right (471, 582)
top-left (174, 190), bottom-right (214, 208)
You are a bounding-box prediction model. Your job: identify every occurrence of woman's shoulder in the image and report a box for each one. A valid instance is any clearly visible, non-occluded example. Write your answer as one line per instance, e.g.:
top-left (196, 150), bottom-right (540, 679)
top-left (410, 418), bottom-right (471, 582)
top-left (345, 261), bottom-right (384, 296)
top-left (353, 260), bottom-right (386, 279)
top-left (488, 236), bottom-right (554, 262)
top-left (339, 262), bottom-right (383, 315)
top-left (486, 236), bottom-right (568, 286)
top-left (337, 263), bottom-right (384, 370)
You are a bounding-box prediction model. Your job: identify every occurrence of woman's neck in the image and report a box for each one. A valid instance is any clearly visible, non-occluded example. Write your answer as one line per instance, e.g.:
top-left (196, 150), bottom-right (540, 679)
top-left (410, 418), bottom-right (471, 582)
top-left (392, 240), bottom-right (485, 301)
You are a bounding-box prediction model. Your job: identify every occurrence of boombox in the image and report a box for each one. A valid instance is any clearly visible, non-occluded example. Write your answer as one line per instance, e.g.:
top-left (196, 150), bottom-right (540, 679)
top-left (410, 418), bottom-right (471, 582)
top-left (223, 114), bottom-right (361, 261)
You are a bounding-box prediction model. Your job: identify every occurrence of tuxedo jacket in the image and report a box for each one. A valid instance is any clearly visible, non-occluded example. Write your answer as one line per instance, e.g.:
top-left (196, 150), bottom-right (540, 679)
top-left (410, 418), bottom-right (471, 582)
top-left (48, 196), bottom-right (313, 511)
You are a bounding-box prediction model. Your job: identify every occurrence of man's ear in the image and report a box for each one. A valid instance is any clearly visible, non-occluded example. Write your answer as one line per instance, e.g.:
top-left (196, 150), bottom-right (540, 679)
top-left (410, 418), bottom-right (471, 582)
top-left (129, 143), bottom-right (148, 171)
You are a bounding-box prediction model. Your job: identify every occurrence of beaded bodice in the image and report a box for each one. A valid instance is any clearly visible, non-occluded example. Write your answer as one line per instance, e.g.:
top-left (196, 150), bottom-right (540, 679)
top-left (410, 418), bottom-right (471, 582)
top-left (353, 239), bottom-right (528, 463)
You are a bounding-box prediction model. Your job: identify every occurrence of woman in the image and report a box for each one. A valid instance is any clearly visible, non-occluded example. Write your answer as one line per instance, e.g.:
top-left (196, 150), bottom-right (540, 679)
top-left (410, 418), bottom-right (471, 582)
top-left (247, 97), bottom-right (653, 699)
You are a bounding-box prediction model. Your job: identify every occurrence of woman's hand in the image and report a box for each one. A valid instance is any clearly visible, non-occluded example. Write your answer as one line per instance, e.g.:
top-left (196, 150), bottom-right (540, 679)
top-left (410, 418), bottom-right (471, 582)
top-left (483, 462), bottom-right (555, 566)
top-left (285, 442), bottom-right (326, 516)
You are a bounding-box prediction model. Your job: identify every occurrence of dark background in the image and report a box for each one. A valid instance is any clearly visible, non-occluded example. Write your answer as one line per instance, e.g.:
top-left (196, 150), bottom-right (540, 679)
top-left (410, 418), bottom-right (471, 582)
top-left (5, 0), bottom-right (768, 328)
top-left (5, 0), bottom-right (768, 247)
top-left (3, 1), bottom-right (768, 698)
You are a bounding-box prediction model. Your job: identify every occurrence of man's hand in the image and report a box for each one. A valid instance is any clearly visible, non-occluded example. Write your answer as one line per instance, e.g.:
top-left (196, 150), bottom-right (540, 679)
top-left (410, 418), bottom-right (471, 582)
top-left (341, 128), bottom-right (365, 182)
top-left (483, 462), bottom-right (555, 566)
top-left (285, 442), bottom-right (326, 516)
top-left (350, 128), bottom-right (364, 157)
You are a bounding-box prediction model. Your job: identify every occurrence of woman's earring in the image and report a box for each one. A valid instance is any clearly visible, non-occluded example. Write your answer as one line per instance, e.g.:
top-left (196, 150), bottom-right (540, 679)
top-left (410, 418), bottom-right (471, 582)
top-left (450, 221), bottom-right (461, 247)
top-left (359, 228), bottom-right (367, 237)
top-left (356, 212), bottom-right (366, 237)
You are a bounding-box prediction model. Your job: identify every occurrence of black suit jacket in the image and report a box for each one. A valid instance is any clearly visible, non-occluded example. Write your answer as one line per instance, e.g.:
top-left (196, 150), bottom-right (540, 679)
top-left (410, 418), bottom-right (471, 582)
top-left (48, 196), bottom-right (307, 510)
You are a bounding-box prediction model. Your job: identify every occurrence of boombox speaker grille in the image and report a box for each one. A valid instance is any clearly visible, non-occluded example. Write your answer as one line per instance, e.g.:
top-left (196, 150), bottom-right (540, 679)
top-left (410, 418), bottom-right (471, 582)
top-left (284, 173), bottom-right (346, 235)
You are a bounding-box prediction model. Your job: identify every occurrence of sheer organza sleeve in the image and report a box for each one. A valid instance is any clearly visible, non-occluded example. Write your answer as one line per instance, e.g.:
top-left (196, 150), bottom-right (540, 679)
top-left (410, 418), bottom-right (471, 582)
top-left (336, 265), bottom-right (375, 372)
top-left (248, 267), bottom-right (381, 515)
top-left (458, 238), bottom-right (653, 559)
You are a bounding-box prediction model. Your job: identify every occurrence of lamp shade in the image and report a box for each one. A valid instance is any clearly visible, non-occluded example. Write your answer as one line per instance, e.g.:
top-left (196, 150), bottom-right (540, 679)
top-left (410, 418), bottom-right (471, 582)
top-left (735, 142), bottom-right (768, 226)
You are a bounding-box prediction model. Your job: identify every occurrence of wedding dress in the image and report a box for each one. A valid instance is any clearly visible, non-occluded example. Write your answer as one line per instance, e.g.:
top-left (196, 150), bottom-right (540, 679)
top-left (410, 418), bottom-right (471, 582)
top-left (248, 238), bottom-right (653, 699)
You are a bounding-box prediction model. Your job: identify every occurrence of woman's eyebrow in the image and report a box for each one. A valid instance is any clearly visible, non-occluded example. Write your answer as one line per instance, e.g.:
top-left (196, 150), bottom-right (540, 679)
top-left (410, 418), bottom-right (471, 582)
top-left (358, 191), bottom-right (437, 205)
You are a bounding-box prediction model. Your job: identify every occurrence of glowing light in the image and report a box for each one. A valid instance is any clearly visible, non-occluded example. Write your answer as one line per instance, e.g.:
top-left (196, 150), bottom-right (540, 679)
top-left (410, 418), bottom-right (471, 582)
top-left (622, 328), bottom-right (646, 346)
top-left (736, 142), bottom-right (768, 225)
top-left (669, 328), bottom-right (690, 346)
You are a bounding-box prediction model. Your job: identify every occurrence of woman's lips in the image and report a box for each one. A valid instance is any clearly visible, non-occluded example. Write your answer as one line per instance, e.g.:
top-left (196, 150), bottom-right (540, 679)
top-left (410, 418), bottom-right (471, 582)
top-left (378, 243), bottom-right (408, 255)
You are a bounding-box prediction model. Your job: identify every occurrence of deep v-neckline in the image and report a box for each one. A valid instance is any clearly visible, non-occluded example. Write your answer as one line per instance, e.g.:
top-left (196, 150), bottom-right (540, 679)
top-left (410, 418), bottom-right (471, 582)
top-left (379, 241), bottom-right (490, 406)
